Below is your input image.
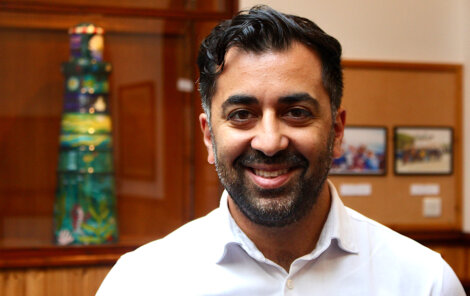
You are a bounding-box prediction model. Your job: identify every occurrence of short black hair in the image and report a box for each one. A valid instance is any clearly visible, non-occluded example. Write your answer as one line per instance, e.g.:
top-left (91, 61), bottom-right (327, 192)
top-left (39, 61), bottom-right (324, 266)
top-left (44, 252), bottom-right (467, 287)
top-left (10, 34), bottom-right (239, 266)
top-left (197, 5), bottom-right (343, 117)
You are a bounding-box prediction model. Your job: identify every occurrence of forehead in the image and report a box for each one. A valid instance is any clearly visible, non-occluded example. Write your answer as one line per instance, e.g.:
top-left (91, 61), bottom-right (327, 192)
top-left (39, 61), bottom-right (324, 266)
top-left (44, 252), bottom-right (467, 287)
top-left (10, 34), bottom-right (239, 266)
top-left (212, 42), bottom-right (327, 108)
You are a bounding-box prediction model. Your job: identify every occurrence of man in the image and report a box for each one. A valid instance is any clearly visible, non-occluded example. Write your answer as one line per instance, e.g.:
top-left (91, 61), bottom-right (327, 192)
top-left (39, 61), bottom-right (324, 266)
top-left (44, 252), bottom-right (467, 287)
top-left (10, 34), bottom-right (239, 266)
top-left (97, 6), bottom-right (465, 295)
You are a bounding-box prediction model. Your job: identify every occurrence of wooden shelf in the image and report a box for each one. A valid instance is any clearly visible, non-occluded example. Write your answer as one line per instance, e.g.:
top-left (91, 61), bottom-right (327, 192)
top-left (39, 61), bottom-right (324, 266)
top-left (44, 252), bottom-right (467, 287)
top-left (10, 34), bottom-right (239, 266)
top-left (0, 0), bottom-right (236, 20)
top-left (401, 229), bottom-right (470, 246)
top-left (0, 243), bottom-right (138, 268)
top-left (2, 231), bottom-right (470, 269)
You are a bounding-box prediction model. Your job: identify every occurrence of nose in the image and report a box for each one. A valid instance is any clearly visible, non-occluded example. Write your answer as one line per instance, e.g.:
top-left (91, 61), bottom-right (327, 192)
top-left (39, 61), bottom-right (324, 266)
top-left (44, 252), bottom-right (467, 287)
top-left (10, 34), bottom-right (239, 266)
top-left (250, 113), bottom-right (289, 156)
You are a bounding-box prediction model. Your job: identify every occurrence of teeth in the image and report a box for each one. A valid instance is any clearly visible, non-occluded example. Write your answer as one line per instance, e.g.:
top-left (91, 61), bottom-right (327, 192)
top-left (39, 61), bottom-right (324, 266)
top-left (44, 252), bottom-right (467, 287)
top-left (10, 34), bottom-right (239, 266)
top-left (254, 169), bottom-right (288, 178)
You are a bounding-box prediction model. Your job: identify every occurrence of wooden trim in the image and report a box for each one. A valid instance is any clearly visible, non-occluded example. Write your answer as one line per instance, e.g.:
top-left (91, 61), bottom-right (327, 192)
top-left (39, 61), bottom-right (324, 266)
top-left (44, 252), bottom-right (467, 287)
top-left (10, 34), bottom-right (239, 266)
top-left (454, 65), bottom-right (464, 229)
top-left (185, 21), bottom-right (197, 222)
top-left (0, 11), bottom-right (189, 35)
top-left (462, 280), bottom-right (470, 292)
top-left (342, 59), bottom-right (462, 72)
top-left (0, 244), bottom-right (136, 268)
top-left (117, 81), bottom-right (157, 181)
top-left (0, 1), bottom-right (234, 20)
top-left (231, 0), bottom-right (239, 16)
top-left (2, 231), bottom-right (470, 268)
top-left (401, 230), bottom-right (470, 246)
top-left (390, 224), bottom-right (463, 234)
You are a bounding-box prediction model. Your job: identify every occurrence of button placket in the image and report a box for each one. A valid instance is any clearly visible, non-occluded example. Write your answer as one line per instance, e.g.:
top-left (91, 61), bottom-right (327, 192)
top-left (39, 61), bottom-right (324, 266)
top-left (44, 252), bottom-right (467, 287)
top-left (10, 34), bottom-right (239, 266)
top-left (286, 278), bottom-right (294, 289)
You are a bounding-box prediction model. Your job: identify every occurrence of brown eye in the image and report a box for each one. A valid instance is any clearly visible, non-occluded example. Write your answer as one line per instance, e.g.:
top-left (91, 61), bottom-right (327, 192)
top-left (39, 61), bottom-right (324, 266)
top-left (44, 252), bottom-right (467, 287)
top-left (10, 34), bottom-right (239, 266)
top-left (228, 109), bottom-right (255, 122)
top-left (285, 108), bottom-right (312, 119)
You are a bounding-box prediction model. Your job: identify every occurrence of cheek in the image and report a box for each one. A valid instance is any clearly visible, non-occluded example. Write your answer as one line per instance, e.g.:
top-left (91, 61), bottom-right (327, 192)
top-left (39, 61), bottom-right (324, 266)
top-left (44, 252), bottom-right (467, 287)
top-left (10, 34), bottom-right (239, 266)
top-left (214, 129), bottom-right (252, 163)
top-left (287, 128), bottom-right (331, 160)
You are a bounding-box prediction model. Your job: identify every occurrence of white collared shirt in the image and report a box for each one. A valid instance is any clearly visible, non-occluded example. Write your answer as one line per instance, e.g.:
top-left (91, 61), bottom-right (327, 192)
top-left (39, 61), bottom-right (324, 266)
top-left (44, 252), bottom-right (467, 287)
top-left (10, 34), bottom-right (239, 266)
top-left (97, 181), bottom-right (465, 295)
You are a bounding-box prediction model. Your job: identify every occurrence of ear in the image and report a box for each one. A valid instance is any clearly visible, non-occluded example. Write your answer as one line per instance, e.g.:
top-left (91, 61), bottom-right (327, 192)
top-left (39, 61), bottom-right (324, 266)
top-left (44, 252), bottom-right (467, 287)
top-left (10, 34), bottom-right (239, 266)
top-left (332, 107), bottom-right (346, 158)
top-left (199, 113), bottom-right (215, 164)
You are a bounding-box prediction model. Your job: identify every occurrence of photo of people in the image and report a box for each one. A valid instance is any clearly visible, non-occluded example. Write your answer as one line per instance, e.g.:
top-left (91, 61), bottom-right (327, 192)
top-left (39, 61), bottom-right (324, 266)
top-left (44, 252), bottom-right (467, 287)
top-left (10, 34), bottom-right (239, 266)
top-left (394, 127), bottom-right (453, 175)
top-left (330, 127), bottom-right (387, 175)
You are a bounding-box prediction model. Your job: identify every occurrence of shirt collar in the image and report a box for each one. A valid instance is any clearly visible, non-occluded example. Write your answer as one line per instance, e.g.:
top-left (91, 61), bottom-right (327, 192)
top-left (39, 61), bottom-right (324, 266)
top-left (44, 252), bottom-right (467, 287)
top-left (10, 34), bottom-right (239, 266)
top-left (212, 190), bottom-right (243, 263)
top-left (314, 180), bottom-right (359, 255)
top-left (214, 180), bottom-right (359, 264)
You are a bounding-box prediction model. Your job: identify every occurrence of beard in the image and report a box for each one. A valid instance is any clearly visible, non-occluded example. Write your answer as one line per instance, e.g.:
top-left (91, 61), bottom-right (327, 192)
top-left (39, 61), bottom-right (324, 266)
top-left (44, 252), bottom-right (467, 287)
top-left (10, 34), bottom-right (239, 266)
top-left (213, 128), bottom-right (335, 227)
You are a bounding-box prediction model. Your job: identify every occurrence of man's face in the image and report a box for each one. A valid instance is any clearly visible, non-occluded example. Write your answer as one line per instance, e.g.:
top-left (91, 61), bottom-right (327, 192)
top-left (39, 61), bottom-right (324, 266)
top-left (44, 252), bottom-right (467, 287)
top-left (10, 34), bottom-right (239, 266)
top-left (200, 42), bottom-right (345, 227)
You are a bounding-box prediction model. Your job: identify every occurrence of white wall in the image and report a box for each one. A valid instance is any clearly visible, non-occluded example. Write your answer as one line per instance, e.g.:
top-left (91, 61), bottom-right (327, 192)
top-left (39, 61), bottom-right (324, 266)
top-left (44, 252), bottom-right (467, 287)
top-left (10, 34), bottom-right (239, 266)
top-left (240, 0), bottom-right (470, 231)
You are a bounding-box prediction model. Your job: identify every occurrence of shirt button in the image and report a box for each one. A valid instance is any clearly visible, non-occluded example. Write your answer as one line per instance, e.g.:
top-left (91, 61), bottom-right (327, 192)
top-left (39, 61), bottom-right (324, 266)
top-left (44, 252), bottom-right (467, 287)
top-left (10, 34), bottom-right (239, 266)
top-left (286, 279), bottom-right (294, 289)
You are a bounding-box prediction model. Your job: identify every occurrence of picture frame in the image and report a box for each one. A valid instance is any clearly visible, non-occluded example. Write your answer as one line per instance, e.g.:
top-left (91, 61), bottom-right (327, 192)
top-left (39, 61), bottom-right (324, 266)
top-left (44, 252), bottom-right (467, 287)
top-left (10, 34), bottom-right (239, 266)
top-left (394, 126), bottom-right (453, 175)
top-left (330, 126), bottom-right (387, 176)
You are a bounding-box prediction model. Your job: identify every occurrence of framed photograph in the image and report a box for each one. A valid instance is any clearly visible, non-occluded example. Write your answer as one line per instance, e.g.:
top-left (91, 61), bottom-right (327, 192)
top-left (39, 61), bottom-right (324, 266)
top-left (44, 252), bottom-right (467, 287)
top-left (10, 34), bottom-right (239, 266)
top-left (394, 126), bottom-right (453, 175)
top-left (330, 126), bottom-right (387, 176)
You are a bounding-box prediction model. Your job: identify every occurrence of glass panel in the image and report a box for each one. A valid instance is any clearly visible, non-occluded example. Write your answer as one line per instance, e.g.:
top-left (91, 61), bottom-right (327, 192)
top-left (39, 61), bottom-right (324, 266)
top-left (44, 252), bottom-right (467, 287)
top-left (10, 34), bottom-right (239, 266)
top-left (0, 19), bottom-right (194, 248)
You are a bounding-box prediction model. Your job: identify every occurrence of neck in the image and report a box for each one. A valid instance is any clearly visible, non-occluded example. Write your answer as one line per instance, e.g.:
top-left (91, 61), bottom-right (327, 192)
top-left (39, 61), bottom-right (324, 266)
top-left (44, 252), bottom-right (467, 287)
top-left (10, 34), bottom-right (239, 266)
top-left (227, 182), bottom-right (332, 272)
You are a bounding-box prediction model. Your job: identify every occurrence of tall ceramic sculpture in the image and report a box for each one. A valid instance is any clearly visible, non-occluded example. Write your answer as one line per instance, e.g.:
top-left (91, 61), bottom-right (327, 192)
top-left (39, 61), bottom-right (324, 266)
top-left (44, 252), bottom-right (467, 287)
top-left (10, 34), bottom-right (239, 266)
top-left (54, 23), bottom-right (118, 245)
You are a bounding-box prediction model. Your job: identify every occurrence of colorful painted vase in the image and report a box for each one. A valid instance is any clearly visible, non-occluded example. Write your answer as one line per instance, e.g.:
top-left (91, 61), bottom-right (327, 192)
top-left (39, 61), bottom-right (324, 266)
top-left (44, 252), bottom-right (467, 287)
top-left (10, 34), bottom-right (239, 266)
top-left (54, 23), bottom-right (118, 245)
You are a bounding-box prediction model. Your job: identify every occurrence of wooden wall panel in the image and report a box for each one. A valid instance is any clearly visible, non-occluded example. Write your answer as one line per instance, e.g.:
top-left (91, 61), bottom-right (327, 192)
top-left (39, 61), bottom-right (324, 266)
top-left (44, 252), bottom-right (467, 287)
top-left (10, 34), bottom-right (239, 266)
top-left (0, 10), bottom-right (184, 35)
top-left (1, 0), bottom-right (228, 13)
top-left (24, 270), bottom-right (46, 296)
top-left (0, 27), bottom-right (65, 244)
top-left (430, 246), bottom-right (467, 280)
top-left (0, 12), bottom-right (196, 245)
top-left (118, 82), bottom-right (157, 181)
top-left (7, 0), bottom-right (176, 9)
top-left (192, 21), bottom-right (224, 219)
top-left (0, 266), bottom-right (111, 296)
top-left (2, 270), bottom-right (26, 296)
top-left (467, 248), bottom-right (470, 282)
top-left (105, 27), bottom-right (193, 241)
top-left (330, 62), bottom-right (462, 230)
top-left (0, 251), bottom-right (467, 296)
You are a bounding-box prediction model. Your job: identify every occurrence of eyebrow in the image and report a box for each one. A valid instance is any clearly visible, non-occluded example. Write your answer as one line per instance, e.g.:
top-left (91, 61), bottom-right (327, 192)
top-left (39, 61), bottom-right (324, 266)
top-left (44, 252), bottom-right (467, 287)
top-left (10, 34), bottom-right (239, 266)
top-left (278, 93), bottom-right (320, 110)
top-left (221, 95), bottom-right (258, 114)
top-left (220, 92), bottom-right (321, 114)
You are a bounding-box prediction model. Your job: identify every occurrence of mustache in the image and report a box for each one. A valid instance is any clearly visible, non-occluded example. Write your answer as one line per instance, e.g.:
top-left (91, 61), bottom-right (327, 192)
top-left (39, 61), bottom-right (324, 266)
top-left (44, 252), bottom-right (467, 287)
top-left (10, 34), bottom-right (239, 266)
top-left (235, 148), bottom-right (308, 168)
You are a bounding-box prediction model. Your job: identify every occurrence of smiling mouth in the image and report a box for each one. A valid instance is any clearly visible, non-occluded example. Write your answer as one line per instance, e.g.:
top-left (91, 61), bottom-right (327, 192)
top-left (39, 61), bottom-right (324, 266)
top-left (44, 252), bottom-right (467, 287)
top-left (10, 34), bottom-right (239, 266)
top-left (253, 168), bottom-right (289, 178)
top-left (246, 166), bottom-right (294, 189)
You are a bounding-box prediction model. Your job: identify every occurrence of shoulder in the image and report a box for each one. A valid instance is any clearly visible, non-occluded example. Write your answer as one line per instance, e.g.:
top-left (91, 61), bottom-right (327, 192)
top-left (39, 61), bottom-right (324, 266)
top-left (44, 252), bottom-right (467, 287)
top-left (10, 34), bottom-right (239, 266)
top-left (97, 208), bottom-right (225, 295)
top-left (345, 207), bottom-right (464, 294)
top-left (127, 207), bottom-right (224, 263)
top-left (346, 206), bottom-right (440, 262)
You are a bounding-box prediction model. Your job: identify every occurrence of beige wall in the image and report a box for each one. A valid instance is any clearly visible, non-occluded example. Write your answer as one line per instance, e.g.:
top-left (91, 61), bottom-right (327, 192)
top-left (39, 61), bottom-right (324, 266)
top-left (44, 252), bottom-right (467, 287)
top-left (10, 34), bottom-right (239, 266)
top-left (240, 0), bottom-right (470, 231)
